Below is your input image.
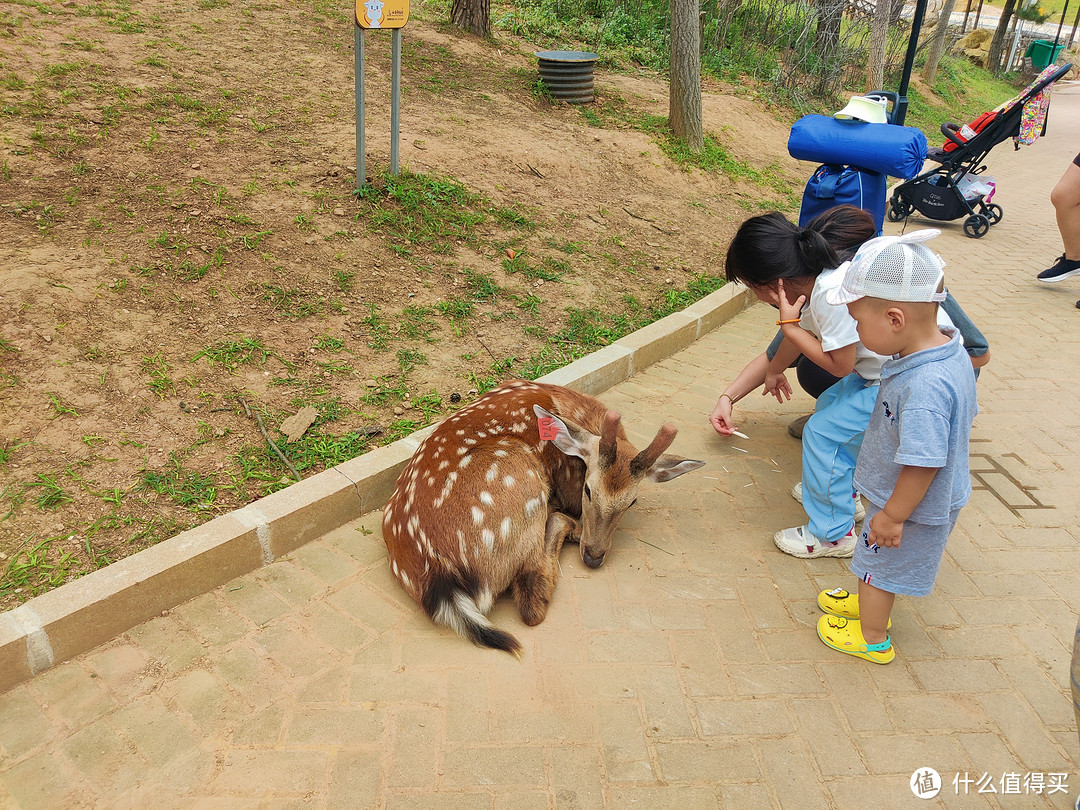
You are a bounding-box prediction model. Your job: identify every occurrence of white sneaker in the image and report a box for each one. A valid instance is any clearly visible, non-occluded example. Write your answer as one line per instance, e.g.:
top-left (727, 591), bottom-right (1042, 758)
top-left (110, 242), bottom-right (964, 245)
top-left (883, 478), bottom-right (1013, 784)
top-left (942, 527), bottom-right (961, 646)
top-left (774, 524), bottom-right (856, 559)
top-left (791, 481), bottom-right (866, 523)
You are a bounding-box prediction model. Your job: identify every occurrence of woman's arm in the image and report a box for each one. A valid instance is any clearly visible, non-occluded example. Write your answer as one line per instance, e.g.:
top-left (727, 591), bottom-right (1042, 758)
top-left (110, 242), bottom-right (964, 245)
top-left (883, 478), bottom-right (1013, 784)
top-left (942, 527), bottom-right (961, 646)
top-left (775, 280), bottom-right (857, 378)
top-left (778, 325), bottom-right (857, 377)
top-left (709, 351), bottom-right (771, 435)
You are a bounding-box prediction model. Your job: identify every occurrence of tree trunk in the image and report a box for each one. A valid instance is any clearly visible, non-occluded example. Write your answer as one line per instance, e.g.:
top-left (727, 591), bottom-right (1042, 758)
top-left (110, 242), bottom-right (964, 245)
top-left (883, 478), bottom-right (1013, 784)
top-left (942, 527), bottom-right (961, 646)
top-left (987, 0), bottom-right (1017, 72)
top-left (814, 0), bottom-right (846, 55)
top-left (451, 0), bottom-right (490, 37)
top-left (921, 0), bottom-right (959, 83)
top-left (669, 0), bottom-right (703, 153)
top-left (866, 0), bottom-right (894, 91)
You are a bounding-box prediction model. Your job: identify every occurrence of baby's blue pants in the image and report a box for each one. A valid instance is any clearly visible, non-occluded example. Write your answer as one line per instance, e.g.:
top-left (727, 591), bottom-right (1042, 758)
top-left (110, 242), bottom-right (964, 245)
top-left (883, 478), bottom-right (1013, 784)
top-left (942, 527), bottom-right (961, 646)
top-left (802, 373), bottom-right (878, 542)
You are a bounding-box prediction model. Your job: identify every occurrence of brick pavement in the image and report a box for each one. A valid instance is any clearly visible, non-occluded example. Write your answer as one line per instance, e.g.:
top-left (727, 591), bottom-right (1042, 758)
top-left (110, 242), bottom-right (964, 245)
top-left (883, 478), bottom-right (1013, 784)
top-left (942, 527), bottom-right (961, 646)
top-left (3, 87), bottom-right (1080, 809)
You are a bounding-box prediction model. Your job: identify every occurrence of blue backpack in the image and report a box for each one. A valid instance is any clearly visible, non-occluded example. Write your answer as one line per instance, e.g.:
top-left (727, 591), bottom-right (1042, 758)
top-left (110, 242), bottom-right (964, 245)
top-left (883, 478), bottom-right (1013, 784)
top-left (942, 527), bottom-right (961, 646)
top-left (799, 164), bottom-right (887, 235)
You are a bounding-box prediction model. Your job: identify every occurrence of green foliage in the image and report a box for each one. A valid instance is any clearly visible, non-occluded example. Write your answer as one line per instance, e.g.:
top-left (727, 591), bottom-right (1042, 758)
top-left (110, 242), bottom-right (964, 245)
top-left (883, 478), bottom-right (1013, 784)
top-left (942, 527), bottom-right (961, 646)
top-left (192, 337), bottom-right (292, 372)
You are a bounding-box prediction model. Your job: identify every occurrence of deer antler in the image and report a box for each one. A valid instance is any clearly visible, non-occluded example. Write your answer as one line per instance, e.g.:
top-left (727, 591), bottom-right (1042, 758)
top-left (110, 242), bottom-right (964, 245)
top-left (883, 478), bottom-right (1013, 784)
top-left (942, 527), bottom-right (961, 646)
top-left (599, 409), bottom-right (621, 467)
top-left (629, 423), bottom-right (677, 477)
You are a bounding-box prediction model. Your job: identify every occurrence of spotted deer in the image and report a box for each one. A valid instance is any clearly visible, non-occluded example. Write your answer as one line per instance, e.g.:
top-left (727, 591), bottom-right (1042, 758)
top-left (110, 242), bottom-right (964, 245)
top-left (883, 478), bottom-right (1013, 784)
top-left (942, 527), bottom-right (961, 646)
top-left (382, 379), bottom-right (705, 656)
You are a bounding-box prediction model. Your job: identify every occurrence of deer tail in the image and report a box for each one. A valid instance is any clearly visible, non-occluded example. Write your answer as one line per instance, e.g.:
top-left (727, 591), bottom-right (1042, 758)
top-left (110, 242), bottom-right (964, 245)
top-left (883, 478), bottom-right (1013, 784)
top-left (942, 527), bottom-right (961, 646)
top-left (422, 573), bottom-right (522, 658)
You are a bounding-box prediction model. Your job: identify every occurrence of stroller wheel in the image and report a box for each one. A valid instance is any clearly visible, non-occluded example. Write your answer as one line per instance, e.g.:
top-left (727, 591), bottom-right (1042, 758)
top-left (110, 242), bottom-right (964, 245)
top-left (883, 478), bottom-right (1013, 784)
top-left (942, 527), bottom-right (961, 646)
top-left (886, 196), bottom-right (912, 222)
top-left (982, 202), bottom-right (1003, 225)
top-left (963, 214), bottom-right (991, 238)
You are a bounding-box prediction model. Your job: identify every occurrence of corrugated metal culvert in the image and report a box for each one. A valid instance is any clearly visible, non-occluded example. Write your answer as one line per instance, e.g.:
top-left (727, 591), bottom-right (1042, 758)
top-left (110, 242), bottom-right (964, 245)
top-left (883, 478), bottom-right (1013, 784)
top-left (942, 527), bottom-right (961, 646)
top-left (534, 51), bottom-right (599, 104)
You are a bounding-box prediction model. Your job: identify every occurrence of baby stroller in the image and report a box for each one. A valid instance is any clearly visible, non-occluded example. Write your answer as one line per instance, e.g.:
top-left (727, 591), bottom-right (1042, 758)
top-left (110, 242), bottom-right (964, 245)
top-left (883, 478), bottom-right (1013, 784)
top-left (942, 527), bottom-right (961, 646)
top-left (886, 62), bottom-right (1073, 238)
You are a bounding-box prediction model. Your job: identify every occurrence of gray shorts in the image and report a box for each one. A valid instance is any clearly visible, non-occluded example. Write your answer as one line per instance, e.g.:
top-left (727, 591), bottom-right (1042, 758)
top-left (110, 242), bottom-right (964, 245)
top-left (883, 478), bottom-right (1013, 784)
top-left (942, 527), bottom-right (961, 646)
top-left (850, 503), bottom-right (960, 597)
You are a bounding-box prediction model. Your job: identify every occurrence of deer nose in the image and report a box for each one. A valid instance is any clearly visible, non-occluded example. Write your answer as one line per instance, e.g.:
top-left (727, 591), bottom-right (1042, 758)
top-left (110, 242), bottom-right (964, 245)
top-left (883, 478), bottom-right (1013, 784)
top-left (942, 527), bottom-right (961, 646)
top-left (582, 549), bottom-right (605, 569)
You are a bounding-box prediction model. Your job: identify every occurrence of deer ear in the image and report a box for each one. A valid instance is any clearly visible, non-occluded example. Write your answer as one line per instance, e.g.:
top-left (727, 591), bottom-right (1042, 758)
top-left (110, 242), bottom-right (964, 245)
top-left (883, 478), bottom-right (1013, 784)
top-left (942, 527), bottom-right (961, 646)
top-left (533, 404), bottom-right (591, 460)
top-left (643, 454), bottom-right (706, 483)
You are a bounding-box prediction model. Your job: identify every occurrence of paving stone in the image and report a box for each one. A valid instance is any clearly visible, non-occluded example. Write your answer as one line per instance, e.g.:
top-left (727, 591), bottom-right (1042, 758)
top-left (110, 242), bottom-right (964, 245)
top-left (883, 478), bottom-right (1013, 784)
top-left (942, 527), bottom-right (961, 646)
top-left (164, 667), bottom-right (252, 733)
top-left (208, 749), bottom-right (327, 795)
top-left (0, 749), bottom-right (84, 809)
top-left (23, 661), bottom-right (114, 733)
top-left (325, 750), bottom-right (382, 810)
top-left (0, 685), bottom-right (56, 761)
top-left (285, 705), bottom-right (384, 746)
top-left (172, 592), bottom-right (248, 648)
top-left (126, 613), bottom-right (208, 673)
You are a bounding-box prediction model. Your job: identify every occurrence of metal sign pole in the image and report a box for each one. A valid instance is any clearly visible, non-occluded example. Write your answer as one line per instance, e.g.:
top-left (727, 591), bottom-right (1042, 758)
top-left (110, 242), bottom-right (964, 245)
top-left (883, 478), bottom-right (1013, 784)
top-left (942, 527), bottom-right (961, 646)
top-left (391, 28), bottom-right (401, 175)
top-left (354, 0), bottom-right (408, 188)
top-left (354, 26), bottom-right (366, 191)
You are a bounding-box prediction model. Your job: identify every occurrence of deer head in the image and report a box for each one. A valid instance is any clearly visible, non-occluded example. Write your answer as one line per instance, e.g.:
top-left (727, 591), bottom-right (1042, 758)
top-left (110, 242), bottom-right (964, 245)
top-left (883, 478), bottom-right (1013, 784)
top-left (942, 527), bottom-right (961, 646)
top-left (534, 404), bottom-right (705, 568)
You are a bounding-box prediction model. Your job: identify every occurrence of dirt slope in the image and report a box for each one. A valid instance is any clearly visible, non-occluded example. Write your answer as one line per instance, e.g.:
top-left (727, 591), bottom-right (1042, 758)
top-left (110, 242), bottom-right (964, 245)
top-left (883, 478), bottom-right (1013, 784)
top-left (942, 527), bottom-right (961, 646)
top-left (0, 0), bottom-right (803, 607)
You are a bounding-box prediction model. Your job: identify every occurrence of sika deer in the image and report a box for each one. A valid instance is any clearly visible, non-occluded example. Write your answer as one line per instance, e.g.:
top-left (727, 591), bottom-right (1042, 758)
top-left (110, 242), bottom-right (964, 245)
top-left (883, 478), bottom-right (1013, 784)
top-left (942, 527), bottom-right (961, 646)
top-left (382, 379), bottom-right (704, 656)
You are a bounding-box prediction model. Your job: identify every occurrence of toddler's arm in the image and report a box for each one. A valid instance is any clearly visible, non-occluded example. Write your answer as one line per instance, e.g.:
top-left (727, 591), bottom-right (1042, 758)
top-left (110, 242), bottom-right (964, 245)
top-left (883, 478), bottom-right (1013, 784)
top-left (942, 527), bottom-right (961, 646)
top-left (869, 465), bottom-right (939, 547)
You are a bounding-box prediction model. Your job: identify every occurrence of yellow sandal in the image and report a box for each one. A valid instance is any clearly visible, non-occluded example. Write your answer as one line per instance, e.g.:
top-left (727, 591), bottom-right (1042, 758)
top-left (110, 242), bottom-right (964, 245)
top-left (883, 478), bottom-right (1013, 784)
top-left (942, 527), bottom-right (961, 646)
top-left (817, 614), bottom-right (895, 664)
top-left (818, 588), bottom-right (891, 629)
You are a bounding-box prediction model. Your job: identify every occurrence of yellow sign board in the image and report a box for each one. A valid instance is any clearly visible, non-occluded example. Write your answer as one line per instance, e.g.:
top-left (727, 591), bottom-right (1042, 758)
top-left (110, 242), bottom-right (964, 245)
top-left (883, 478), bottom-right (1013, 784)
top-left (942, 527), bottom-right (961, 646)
top-left (356, 0), bottom-right (409, 28)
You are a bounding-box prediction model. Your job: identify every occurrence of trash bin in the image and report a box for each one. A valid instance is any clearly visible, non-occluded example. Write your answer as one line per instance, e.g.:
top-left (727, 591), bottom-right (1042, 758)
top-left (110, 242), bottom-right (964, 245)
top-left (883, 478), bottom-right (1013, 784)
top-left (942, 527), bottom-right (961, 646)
top-left (1025, 39), bottom-right (1065, 70)
top-left (535, 51), bottom-right (599, 104)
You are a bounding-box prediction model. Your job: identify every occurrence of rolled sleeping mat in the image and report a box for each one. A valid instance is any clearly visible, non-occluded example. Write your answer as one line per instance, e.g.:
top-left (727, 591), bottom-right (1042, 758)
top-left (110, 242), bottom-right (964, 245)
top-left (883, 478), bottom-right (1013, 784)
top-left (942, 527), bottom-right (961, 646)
top-left (788, 114), bottom-right (928, 180)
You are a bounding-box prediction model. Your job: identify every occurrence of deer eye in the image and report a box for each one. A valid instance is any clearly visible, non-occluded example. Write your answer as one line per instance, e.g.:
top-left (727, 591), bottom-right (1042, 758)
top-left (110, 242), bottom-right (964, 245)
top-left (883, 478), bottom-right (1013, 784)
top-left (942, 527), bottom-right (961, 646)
top-left (583, 484), bottom-right (592, 500)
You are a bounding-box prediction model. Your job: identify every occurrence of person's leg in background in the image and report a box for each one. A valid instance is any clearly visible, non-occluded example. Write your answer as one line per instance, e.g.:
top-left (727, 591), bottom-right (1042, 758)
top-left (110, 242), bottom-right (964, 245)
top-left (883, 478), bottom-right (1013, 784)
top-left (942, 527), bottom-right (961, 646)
top-left (1037, 157), bottom-right (1080, 302)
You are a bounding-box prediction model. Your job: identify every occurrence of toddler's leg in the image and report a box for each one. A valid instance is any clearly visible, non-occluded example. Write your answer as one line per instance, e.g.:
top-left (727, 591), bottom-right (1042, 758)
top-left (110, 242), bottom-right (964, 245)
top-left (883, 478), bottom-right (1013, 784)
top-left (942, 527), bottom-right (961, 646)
top-left (857, 580), bottom-right (895, 646)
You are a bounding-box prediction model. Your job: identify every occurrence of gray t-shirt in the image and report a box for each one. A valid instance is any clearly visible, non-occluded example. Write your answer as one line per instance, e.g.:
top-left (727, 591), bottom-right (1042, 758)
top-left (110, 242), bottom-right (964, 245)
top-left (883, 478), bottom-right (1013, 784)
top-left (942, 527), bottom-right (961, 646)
top-left (853, 329), bottom-right (978, 525)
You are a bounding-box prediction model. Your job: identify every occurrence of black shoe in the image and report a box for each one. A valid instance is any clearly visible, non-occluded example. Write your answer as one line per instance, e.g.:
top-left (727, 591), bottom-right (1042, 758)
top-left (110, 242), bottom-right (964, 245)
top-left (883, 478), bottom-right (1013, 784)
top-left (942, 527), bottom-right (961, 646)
top-left (1037, 255), bottom-right (1080, 282)
top-left (787, 413), bottom-right (811, 439)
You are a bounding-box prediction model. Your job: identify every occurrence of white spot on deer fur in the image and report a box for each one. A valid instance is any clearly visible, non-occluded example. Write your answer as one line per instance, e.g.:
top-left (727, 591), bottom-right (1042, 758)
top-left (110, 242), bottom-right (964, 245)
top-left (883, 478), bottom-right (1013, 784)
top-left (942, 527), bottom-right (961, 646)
top-left (485, 464), bottom-right (499, 483)
top-left (457, 446), bottom-right (469, 456)
top-left (456, 429), bottom-right (465, 436)
top-left (500, 516), bottom-right (513, 539)
top-left (494, 449), bottom-right (508, 457)
top-left (459, 454), bottom-right (472, 468)
top-left (438, 460), bottom-right (450, 471)
top-left (481, 528), bottom-right (495, 549)
top-left (391, 558), bottom-right (399, 576)
top-left (399, 570), bottom-right (412, 590)
top-left (464, 438), bottom-right (476, 446)
top-left (503, 475), bottom-right (516, 488)
top-left (525, 497), bottom-right (542, 517)
top-left (480, 491), bottom-right (494, 506)
top-left (477, 431), bottom-right (486, 438)
top-left (472, 506), bottom-right (485, 525)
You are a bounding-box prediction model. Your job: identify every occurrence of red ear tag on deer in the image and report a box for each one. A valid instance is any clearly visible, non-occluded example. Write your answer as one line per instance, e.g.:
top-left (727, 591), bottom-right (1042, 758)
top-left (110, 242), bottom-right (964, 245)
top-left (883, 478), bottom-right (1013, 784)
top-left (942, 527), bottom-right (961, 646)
top-left (537, 416), bottom-right (560, 441)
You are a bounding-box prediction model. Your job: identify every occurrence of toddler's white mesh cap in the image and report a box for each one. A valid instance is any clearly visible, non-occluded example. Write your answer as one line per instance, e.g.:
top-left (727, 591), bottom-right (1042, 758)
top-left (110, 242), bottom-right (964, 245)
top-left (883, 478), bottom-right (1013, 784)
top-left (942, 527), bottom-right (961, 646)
top-left (826, 229), bottom-right (948, 306)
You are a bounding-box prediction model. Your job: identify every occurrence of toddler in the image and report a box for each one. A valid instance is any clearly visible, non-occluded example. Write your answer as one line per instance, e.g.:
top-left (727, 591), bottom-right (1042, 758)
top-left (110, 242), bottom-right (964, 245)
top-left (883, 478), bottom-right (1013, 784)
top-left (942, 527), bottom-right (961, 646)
top-left (814, 230), bottom-right (977, 664)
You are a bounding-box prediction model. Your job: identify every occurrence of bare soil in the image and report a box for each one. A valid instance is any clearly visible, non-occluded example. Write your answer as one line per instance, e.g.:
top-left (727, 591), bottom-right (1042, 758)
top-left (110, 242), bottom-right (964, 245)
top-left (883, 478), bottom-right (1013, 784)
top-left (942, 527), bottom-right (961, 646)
top-left (0, 0), bottom-right (803, 609)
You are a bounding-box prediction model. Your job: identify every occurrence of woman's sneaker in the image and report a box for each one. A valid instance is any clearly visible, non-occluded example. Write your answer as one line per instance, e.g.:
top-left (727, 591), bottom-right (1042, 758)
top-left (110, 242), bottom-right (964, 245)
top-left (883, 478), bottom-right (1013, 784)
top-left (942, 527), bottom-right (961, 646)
top-left (1037, 255), bottom-right (1080, 282)
top-left (790, 481), bottom-right (865, 522)
top-left (774, 524), bottom-right (856, 558)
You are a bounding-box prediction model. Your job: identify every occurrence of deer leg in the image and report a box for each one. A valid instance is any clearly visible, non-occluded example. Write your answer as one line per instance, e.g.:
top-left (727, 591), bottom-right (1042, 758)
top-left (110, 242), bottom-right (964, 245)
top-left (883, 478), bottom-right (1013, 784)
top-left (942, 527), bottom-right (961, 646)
top-left (514, 512), bottom-right (578, 627)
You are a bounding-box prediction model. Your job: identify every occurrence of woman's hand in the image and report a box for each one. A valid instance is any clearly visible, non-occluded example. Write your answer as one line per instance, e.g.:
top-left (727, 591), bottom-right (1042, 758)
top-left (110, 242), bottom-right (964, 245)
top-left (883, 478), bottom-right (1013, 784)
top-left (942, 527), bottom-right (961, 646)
top-left (763, 370), bottom-right (792, 402)
top-left (709, 395), bottom-right (735, 435)
top-left (776, 279), bottom-right (807, 325)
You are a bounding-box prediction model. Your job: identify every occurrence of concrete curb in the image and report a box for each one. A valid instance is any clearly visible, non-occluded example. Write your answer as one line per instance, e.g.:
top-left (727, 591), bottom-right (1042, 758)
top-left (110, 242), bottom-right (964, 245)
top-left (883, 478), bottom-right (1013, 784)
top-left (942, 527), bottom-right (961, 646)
top-left (0, 283), bottom-right (753, 692)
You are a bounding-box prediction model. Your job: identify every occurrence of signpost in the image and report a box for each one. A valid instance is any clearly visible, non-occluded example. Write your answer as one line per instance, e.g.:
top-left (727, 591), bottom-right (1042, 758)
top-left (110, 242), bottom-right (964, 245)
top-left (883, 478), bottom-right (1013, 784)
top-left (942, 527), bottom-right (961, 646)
top-left (354, 0), bottom-right (410, 190)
